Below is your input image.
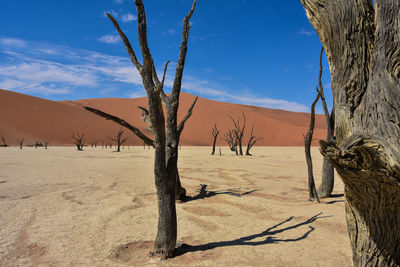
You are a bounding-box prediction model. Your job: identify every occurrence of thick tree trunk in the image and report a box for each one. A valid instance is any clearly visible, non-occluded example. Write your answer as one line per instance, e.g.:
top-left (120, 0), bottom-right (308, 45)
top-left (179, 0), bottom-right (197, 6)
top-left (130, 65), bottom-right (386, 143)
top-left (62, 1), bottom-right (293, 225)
top-left (301, 0), bottom-right (400, 265)
top-left (153, 136), bottom-right (177, 258)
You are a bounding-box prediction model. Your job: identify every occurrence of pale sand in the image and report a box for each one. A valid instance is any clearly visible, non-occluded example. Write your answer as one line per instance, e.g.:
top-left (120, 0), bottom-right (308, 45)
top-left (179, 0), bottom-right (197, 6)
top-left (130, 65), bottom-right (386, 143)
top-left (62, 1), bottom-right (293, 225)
top-left (0, 146), bottom-right (352, 266)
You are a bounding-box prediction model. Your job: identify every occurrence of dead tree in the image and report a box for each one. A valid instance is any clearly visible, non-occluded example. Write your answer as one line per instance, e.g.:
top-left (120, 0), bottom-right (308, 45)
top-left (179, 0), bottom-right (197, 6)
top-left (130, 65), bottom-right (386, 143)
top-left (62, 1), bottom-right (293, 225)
top-left (301, 1), bottom-right (400, 265)
top-left (1, 137), bottom-right (8, 147)
top-left (223, 130), bottom-right (237, 152)
top-left (109, 128), bottom-right (128, 152)
top-left (72, 133), bottom-right (85, 151)
top-left (245, 124), bottom-right (262, 156)
top-left (316, 47), bottom-right (335, 198)
top-left (229, 113), bottom-right (246, 155)
top-left (18, 138), bottom-right (24, 149)
top-left (211, 123), bottom-right (219, 155)
top-left (44, 141), bottom-right (50, 149)
top-left (85, 0), bottom-right (196, 258)
top-left (304, 89), bottom-right (320, 203)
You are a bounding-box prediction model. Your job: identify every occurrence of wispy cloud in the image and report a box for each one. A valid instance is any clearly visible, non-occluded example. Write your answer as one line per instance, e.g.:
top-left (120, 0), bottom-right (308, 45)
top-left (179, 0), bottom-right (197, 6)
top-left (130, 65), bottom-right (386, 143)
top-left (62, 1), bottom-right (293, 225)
top-left (299, 28), bottom-right (315, 36)
top-left (0, 36), bottom-right (308, 111)
top-left (98, 34), bottom-right (120, 44)
top-left (122, 13), bottom-right (137, 22)
top-left (1, 38), bottom-right (27, 47)
top-left (114, 0), bottom-right (124, 4)
top-left (0, 36), bottom-right (143, 98)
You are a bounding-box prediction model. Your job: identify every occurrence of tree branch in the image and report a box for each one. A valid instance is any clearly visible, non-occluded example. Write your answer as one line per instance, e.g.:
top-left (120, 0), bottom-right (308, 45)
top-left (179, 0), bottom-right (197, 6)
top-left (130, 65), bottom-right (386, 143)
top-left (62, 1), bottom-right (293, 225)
top-left (84, 106), bottom-right (155, 147)
top-left (159, 60), bottom-right (171, 104)
top-left (177, 96), bottom-right (198, 135)
top-left (171, 0), bottom-right (197, 101)
top-left (106, 13), bottom-right (143, 73)
top-left (134, 0), bottom-right (156, 76)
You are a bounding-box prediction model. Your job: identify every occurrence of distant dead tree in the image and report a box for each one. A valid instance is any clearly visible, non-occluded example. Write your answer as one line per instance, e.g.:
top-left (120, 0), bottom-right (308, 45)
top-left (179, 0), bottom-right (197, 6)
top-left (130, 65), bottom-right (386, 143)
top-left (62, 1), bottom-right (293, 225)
top-left (84, 0), bottom-right (197, 258)
top-left (229, 113), bottom-right (246, 156)
top-left (211, 123), bottom-right (219, 155)
top-left (1, 137), bottom-right (8, 147)
top-left (34, 141), bottom-right (43, 149)
top-left (304, 88), bottom-right (320, 203)
top-left (316, 48), bottom-right (335, 198)
top-left (109, 128), bottom-right (128, 152)
top-left (18, 138), bottom-right (24, 149)
top-left (72, 133), bottom-right (85, 151)
top-left (44, 141), bottom-right (50, 149)
top-left (223, 130), bottom-right (237, 152)
top-left (245, 124), bottom-right (262, 156)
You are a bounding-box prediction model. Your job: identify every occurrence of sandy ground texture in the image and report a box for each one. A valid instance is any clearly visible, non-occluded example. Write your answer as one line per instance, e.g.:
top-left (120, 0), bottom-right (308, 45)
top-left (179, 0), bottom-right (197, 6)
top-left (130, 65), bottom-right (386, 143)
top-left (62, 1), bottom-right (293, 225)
top-left (0, 146), bottom-right (352, 266)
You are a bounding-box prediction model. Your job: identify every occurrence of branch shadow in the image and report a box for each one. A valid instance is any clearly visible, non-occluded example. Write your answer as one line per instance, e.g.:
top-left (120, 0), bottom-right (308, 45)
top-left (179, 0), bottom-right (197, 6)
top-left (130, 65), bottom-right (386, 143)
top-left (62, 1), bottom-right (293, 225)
top-left (175, 212), bottom-right (330, 256)
top-left (182, 184), bottom-right (260, 202)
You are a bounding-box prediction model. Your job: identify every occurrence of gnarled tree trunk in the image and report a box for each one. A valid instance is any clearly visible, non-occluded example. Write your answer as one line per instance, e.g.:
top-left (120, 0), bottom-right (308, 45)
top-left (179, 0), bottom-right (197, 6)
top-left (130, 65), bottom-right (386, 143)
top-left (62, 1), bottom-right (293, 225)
top-left (301, 0), bottom-right (400, 265)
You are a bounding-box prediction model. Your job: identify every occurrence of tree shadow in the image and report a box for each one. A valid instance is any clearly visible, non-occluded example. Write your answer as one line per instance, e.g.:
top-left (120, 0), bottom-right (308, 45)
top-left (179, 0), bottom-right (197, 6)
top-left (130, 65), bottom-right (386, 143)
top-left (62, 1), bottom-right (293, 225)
top-left (175, 212), bottom-right (329, 256)
top-left (326, 193), bottom-right (344, 204)
top-left (330, 193), bottom-right (344, 198)
top-left (182, 184), bottom-right (260, 202)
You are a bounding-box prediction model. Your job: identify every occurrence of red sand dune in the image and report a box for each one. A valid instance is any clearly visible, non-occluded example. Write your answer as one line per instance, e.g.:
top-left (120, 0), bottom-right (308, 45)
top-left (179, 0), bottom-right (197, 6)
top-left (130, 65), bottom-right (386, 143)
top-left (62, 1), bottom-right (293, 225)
top-left (0, 88), bottom-right (326, 146)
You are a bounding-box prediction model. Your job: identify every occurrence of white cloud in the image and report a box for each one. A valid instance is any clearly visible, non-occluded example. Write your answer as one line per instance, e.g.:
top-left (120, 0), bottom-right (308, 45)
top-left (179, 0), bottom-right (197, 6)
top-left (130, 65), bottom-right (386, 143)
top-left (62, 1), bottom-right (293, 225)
top-left (0, 38), bottom-right (26, 47)
top-left (0, 37), bottom-right (144, 97)
top-left (122, 13), bottom-right (137, 22)
top-left (299, 28), bottom-right (315, 36)
top-left (98, 35), bottom-right (120, 44)
top-left (114, 0), bottom-right (124, 3)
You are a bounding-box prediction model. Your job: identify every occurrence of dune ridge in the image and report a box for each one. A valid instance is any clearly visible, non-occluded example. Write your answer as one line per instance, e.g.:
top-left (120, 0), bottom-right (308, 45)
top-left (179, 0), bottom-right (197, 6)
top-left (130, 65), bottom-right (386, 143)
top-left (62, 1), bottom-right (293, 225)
top-left (0, 89), bottom-right (326, 146)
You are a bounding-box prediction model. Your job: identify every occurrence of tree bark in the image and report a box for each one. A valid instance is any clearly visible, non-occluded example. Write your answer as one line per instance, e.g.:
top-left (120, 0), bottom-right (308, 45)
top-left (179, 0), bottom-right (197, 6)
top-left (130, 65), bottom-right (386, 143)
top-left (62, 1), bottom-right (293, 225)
top-left (301, 0), bottom-right (400, 265)
top-left (305, 90), bottom-right (320, 202)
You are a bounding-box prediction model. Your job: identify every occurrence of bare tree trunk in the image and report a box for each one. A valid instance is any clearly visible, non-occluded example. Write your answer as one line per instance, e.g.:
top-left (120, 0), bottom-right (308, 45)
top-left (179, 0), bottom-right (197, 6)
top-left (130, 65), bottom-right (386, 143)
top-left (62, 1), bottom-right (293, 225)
top-left (301, 0), bottom-right (400, 265)
top-left (315, 47), bottom-right (335, 198)
top-left (1, 137), bottom-right (8, 147)
top-left (305, 90), bottom-right (320, 202)
top-left (211, 123), bottom-right (219, 155)
top-left (18, 139), bottom-right (24, 150)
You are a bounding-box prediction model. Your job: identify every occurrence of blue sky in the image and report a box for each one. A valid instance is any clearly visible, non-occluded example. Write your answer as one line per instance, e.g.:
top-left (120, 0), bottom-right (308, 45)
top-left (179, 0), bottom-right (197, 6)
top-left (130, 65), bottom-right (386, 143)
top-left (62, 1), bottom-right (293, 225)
top-left (0, 0), bottom-right (332, 112)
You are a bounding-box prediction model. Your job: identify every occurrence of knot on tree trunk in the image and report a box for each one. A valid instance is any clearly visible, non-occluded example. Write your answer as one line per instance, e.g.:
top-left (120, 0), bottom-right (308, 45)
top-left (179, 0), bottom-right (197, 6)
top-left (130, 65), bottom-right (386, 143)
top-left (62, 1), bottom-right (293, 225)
top-left (319, 136), bottom-right (400, 183)
top-left (320, 137), bottom-right (400, 266)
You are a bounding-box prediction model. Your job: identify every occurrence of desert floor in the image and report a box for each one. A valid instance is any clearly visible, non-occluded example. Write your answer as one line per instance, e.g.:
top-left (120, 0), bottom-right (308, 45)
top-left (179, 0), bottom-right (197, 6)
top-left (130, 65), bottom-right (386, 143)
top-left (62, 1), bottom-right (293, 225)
top-left (0, 146), bottom-right (352, 266)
